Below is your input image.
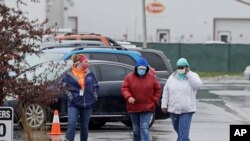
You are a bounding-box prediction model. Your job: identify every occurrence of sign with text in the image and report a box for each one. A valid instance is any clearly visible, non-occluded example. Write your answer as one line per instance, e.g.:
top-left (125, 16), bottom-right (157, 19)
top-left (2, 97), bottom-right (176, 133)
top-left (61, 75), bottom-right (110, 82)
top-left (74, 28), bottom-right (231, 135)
top-left (0, 107), bottom-right (13, 141)
top-left (230, 125), bottom-right (250, 141)
top-left (146, 2), bottom-right (165, 14)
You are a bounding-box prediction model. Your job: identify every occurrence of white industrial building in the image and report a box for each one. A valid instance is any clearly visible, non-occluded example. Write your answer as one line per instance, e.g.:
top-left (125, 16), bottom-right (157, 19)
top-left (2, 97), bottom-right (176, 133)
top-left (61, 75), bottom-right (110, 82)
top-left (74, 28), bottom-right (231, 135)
top-left (3, 0), bottom-right (250, 43)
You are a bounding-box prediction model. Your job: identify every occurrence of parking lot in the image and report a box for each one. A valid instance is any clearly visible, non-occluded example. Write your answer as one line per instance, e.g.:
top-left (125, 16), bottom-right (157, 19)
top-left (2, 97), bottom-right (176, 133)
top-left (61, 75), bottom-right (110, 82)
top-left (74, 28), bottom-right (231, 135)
top-left (13, 79), bottom-right (250, 141)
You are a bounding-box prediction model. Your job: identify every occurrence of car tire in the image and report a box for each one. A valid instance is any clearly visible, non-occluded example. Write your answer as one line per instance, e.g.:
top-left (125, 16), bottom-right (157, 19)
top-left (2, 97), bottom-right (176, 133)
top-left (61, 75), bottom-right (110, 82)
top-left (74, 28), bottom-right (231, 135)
top-left (18, 103), bottom-right (47, 129)
top-left (89, 120), bottom-right (106, 129)
top-left (122, 112), bottom-right (155, 128)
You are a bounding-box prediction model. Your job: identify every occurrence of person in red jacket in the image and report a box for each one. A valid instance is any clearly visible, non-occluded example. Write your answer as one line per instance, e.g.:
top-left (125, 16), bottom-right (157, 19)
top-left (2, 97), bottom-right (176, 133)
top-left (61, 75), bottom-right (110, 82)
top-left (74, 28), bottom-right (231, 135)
top-left (121, 57), bottom-right (161, 141)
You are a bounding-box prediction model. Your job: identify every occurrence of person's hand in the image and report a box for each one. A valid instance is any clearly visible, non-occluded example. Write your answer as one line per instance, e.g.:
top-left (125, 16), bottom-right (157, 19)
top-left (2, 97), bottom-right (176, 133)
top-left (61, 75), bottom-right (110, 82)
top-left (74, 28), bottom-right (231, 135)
top-left (161, 108), bottom-right (168, 113)
top-left (128, 97), bottom-right (135, 104)
top-left (185, 67), bottom-right (189, 74)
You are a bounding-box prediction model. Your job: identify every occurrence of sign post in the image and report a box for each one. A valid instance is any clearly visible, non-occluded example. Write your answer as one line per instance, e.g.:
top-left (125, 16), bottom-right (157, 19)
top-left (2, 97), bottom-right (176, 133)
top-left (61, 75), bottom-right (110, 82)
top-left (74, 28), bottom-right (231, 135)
top-left (142, 0), bottom-right (147, 48)
top-left (0, 107), bottom-right (13, 141)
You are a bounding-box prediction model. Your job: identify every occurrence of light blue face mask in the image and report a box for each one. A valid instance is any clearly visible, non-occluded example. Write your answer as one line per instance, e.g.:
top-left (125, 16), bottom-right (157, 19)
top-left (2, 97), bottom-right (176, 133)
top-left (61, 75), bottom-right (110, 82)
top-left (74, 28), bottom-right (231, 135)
top-left (137, 69), bottom-right (146, 76)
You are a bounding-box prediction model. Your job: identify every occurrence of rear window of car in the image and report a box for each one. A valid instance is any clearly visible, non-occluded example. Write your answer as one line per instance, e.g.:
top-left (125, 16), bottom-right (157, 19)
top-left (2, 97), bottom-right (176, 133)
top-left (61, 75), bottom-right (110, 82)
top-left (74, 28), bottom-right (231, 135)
top-left (99, 65), bottom-right (127, 81)
top-left (140, 52), bottom-right (167, 71)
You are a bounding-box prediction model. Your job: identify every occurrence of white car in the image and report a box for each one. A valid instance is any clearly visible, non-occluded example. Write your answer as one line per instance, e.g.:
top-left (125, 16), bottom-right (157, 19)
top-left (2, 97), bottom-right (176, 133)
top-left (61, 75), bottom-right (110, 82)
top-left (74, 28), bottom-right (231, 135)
top-left (243, 66), bottom-right (250, 80)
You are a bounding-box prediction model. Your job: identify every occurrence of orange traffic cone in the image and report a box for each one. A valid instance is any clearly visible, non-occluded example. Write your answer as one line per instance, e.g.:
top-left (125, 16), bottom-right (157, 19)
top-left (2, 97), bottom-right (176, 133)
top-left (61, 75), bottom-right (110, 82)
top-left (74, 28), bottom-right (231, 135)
top-left (47, 110), bottom-right (64, 135)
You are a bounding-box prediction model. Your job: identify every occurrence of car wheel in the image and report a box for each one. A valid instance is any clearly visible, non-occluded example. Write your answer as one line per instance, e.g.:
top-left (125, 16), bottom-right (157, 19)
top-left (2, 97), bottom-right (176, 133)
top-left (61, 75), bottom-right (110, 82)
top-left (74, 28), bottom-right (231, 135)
top-left (23, 103), bottom-right (47, 129)
top-left (122, 112), bottom-right (155, 128)
top-left (89, 120), bottom-right (106, 129)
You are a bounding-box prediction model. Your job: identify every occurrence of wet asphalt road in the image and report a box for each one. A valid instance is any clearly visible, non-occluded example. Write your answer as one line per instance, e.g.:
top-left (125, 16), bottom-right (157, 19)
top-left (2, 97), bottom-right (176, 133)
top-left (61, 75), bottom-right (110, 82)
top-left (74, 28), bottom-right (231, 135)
top-left (13, 80), bottom-right (250, 141)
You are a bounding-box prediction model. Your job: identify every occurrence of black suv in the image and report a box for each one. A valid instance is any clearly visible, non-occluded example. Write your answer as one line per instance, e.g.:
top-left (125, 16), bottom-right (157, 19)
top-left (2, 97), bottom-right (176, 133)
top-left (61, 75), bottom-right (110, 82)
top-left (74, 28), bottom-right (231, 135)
top-left (5, 60), bottom-right (168, 129)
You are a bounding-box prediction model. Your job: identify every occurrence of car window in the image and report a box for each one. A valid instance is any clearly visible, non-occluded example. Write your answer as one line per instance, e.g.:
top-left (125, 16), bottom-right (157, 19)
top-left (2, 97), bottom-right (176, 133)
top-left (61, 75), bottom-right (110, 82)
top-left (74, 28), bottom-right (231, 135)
top-left (88, 64), bottom-right (100, 81)
top-left (117, 54), bottom-right (136, 66)
top-left (98, 65), bottom-right (126, 81)
top-left (91, 53), bottom-right (119, 62)
top-left (86, 43), bottom-right (103, 46)
top-left (66, 53), bottom-right (90, 60)
top-left (140, 52), bottom-right (167, 71)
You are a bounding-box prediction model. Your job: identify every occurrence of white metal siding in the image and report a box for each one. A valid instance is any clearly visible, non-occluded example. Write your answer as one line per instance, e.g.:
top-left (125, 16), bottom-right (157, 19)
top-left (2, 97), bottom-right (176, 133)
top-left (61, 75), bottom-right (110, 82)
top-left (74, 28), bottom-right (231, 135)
top-left (215, 19), bottom-right (250, 44)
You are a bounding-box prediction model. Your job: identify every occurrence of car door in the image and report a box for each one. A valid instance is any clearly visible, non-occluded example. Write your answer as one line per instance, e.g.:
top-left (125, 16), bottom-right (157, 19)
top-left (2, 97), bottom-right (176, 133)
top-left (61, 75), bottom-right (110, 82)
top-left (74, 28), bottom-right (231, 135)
top-left (92, 63), bottom-right (132, 115)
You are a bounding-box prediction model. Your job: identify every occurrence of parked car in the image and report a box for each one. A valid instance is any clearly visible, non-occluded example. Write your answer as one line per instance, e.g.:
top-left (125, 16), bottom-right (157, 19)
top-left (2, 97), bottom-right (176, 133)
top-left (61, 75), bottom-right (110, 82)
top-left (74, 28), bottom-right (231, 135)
top-left (42, 47), bottom-right (161, 79)
top-left (42, 44), bottom-right (173, 78)
top-left (243, 65), bottom-right (250, 80)
top-left (5, 60), bottom-right (168, 129)
top-left (55, 33), bottom-right (120, 46)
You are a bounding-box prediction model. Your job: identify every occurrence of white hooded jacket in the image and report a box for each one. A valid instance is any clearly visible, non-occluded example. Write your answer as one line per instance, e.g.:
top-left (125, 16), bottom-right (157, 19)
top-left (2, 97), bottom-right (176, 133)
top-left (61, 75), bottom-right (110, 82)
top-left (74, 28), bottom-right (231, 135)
top-left (161, 71), bottom-right (203, 114)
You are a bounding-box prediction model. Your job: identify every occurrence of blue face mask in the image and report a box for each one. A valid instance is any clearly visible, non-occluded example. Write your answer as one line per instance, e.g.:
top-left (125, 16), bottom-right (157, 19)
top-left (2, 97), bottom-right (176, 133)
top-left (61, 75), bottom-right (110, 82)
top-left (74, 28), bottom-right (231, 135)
top-left (137, 69), bottom-right (146, 76)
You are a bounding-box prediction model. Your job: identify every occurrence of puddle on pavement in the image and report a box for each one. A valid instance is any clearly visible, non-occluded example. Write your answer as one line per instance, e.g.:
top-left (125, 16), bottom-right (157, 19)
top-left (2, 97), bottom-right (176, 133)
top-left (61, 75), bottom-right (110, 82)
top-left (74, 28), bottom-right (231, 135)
top-left (197, 90), bottom-right (220, 100)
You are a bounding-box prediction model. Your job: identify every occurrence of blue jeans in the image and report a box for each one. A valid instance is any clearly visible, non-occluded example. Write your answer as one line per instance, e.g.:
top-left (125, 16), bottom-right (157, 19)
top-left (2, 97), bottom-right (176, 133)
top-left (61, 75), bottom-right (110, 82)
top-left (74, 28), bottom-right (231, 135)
top-left (66, 106), bottom-right (92, 141)
top-left (129, 112), bottom-right (153, 141)
top-left (169, 112), bottom-right (194, 141)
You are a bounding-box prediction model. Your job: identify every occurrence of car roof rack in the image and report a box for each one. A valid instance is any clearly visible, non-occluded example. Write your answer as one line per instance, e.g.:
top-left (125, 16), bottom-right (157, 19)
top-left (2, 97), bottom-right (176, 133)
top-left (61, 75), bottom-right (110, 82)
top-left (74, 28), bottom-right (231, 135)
top-left (62, 32), bottom-right (102, 36)
top-left (71, 46), bottom-right (127, 51)
top-left (40, 44), bottom-right (128, 51)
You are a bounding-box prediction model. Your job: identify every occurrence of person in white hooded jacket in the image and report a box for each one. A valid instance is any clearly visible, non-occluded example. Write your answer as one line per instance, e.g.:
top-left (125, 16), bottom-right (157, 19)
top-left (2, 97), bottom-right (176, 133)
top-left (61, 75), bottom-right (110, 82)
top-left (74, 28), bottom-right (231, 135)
top-left (161, 58), bottom-right (202, 141)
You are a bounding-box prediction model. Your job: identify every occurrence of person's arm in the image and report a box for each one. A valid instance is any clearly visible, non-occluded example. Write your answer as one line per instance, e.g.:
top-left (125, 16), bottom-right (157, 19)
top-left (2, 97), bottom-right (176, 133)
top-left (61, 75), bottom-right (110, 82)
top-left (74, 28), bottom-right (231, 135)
top-left (58, 73), bottom-right (70, 93)
top-left (186, 71), bottom-right (203, 90)
top-left (153, 78), bottom-right (161, 104)
top-left (121, 75), bottom-right (133, 101)
top-left (161, 79), bottom-right (169, 113)
top-left (57, 73), bottom-right (73, 101)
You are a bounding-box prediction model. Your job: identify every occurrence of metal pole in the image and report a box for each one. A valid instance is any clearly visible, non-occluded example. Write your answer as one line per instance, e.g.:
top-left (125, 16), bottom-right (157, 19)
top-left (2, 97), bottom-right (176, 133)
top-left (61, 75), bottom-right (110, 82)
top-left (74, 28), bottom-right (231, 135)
top-left (142, 0), bottom-right (147, 48)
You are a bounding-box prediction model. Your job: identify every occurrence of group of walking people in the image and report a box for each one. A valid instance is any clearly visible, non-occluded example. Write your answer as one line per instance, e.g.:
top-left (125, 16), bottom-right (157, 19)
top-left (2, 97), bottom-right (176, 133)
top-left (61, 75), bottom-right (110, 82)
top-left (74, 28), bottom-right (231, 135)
top-left (61, 54), bottom-right (202, 141)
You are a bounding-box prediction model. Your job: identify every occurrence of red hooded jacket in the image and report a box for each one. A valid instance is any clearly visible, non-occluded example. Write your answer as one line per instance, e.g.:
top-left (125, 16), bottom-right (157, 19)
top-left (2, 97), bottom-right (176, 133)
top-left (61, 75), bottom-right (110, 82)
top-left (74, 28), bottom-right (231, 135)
top-left (121, 72), bottom-right (161, 113)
